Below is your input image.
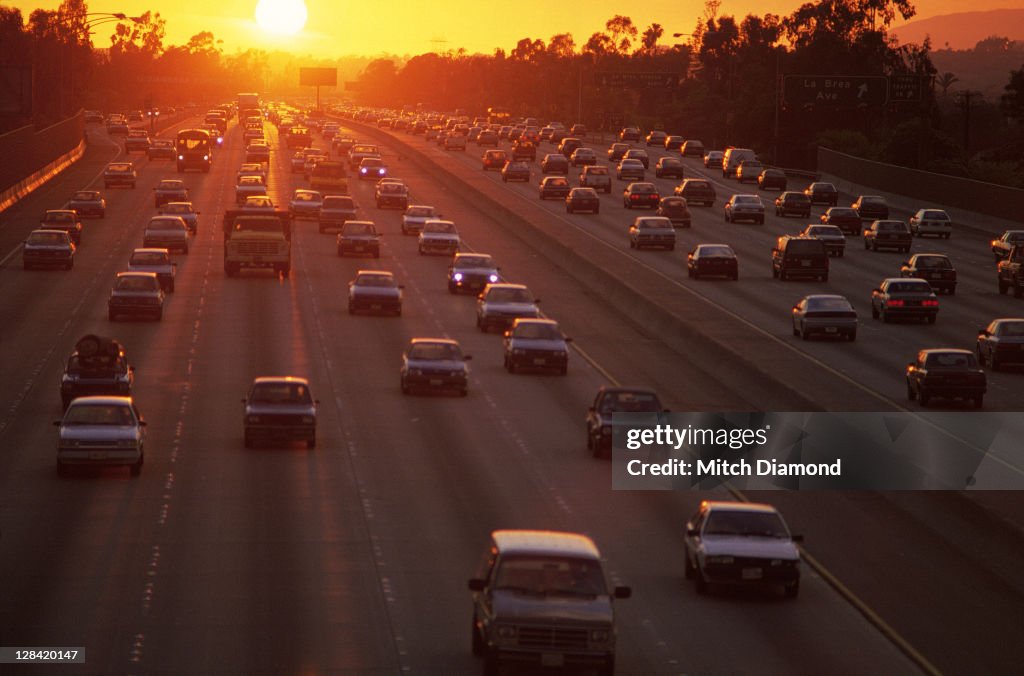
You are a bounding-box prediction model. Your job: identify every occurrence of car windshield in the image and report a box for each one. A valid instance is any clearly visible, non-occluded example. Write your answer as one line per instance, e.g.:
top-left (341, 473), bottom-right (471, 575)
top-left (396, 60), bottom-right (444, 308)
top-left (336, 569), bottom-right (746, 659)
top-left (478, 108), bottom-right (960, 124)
top-left (355, 274), bottom-right (395, 287)
top-left (813, 183), bottom-right (836, 192)
top-left (734, 196), bottom-right (760, 205)
top-left (808, 226), bottom-right (841, 236)
top-left (148, 219), bottom-right (184, 231)
top-left (63, 403), bottom-right (135, 426)
top-left (922, 210), bottom-right (949, 220)
top-left (162, 204), bottom-right (190, 214)
top-left (406, 207), bottom-right (434, 217)
top-left (323, 197), bottom-right (353, 209)
top-left (998, 322), bottom-right (1024, 337)
top-left (381, 184), bottom-right (405, 194)
top-left (861, 196), bottom-right (884, 204)
top-left (925, 353), bottom-right (977, 369)
top-left (240, 177), bottom-right (264, 186)
top-left (699, 246), bottom-right (734, 258)
top-left (130, 252), bottom-right (167, 265)
top-left (109, 163), bottom-right (131, 172)
top-left (914, 256), bottom-right (951, 269)
top-left (703, 510), bottom-right (789, 538)
top-left (72, 192), bottom-right (96, 200)
top-left (888, 281), bottom-right (932, 293)
top-left (879, 222), bottom-right (907, 231)
top-left (29, 232), bottom-right (67, 244)
top-left (588, 167), bottom-right (608, 174)
top-left (487, 287), bottom-right (533, 303)
top-left (514, 323), bottom-right (561, 340)
top-left (602, 391), bottom-right (661, 413)
top-left (408, 343), bottom-right (463, 361)
top-left (115, 276), bottom-right (157, 291)
top-left (343, 223), bottom-right (375, 235)
top-left (572, 189), bottom-right (597, 197)
top-left (493, 556), bottom-right (607, 597)
top-left (293, 192), bottom-right (318, 202)
top-left (425, 222), bottom-right (456, 234)
top-left (457, 255), bottom-right (494, 268)
top-left (621, 160), bottom-right (642, 167)
top-left (637, 219), bottom-right (671, 229)
top-left (661, 158), bottom-right (681, 166)
top-left (807, 297), bottom-right (852, 311)
top-left (249, 382), bottom-right (313, 404)
top-left (830, 208), bottom-right (858, 217)
top-left (158, 181), bottom-right (184, 189)
top-left (784, 193), bottom-right (809, 202)
top-left (45, 212), bottom-right (74, 223)
top-left (546, 178), bottom-right (568, 186)
top-left (661, 198), bottom-right (685, 207)
top-left (632, 185), bottom-right (656, 193)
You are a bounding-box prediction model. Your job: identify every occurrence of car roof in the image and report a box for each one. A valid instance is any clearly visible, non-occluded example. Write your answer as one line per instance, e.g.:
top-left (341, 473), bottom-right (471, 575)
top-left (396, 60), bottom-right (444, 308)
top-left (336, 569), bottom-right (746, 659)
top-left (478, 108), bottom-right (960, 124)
top-left (596, 385), bottom-right (659, 396)
top-left (701, 500), bottom-right (780, 515)
top-left (251, 376), bottom-right (311, 386)
top-left (919, 348), bottom-right (972, 356)
top-left (485, 282), bottom-right (528, 291)
top-left (355, 269), bottom-right (394, 277)
top-left (410, 337), bottom-right (460, 347)
top-left (131, 247), bottom-right (170, 255)
top-left (66, 395), bottom-right (134, 406)
top-left (116, 271), bottom-right (158, 279)
top-left (512, 318), bottom-right (558, 328)
top-left (492, 530), bottom-right (600, 559)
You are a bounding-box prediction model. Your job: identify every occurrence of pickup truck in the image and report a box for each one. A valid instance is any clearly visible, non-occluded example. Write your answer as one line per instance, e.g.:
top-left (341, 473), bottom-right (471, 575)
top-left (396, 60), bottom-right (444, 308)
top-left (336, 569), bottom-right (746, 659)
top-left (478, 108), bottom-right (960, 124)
top-left (906, 349), bottom-right (986, 408)
top-left (997, 244), bottom-right (1024, 297)
top-left (222, 209), bottom-right (292, 278)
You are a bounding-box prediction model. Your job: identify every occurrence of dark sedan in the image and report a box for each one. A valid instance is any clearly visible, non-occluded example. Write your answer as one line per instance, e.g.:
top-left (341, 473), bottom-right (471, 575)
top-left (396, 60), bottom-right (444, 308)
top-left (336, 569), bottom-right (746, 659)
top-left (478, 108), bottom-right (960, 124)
top-left (566, 187), bottom-right (600, 214)
top-left (539, 176), bottom-right (571, 200)
top-left (906, 349), bottom-right (986, 408)
top-left (804, 182), bottom-right (839, 206)
top-left (656, 196), bottom-right (691, 227)
top-left (821, 207), bottom-right (863, 236)
top-left (676, 179), bottom-right (716, 207)
top-left (654, 157), bottom-right (685, 179)
top-left (900, 254), bottom-right (957, 295)
top-left (775, 192), bottom-right (811, 218)
top-left (757, 168), bottom-right (787, 191)
top-left (501, 161), bottom-right (531, 183)
top-left (871, 278), bottom-right (939, 324)
top-left (623, 182), bottom-right (660, 209)
top-left (977, 318), bottom-right (1024, 371)
top-left (687, 244), bottom-right (738, 280)
top-left (66, 190), bottom-right (106, 218)
top-left (852, 195), bottom-right (889, 221)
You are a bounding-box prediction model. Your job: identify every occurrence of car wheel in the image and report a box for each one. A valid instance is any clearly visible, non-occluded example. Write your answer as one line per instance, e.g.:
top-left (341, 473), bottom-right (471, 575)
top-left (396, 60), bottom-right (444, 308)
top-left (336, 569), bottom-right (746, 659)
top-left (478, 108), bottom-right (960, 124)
top-left (919, 389), bottom-right (931, 407)
top-left (907, 380), bottom-right (917, 401)
top-left (848, 329), bottom-right (856, 341)
top-left (130, 453), bottom-right (143, 476)
top-left (881, 309), bottom-right (890, 323)
top-left (792, 321), bottom-right (800, 337)
top-left (785, 580), bottom-right (800, 599)
top-left (684, 548), bottom-right (696, 579)
top-left (348, 303), bottom-right (355, 315)
top-left (991, 354), bottom-right (1002, 371)
top-left (483, 651), bottom-right (500, 676)
top-left (471, 614), bottom-right (485, 657)
top-left (864, 240), bottom-right (870, 250)
top-left (871, 305), bottom-right (879, 319)
top-left (695, 568), bottom-right (709, 595)
top-left (400, 379), bottom-right (410, 395)
top-left (974, 395), bottom-right (984, 409)
top-left (1015, 283), bottom-right (1024, 299)
top-left (168, 280), bottom-right (175, 293)
top-left (947, 286), bottom-right (955, 296)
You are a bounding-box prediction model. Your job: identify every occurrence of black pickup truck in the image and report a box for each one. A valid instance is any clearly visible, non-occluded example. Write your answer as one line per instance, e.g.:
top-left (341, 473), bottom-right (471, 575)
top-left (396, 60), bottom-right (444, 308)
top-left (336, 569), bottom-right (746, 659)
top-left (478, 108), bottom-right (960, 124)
top-left (997, 244), bottom-right (1024, 297)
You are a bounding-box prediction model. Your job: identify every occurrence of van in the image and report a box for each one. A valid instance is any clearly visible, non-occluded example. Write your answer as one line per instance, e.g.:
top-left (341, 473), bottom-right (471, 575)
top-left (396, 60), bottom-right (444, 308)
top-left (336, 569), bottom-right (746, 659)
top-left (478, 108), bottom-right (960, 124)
top-left (772, 235), bottom-right (830, 281)
top-left (468, 530), bottom-right (630, 675)
top-left (722, 147), bottom-right (756, 179)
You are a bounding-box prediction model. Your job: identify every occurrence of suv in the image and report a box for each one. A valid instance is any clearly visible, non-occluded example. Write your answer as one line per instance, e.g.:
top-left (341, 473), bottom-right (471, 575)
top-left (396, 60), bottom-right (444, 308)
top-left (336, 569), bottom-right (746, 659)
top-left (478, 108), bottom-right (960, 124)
top-left (772, 235), bottom-right (829, 281)
top-left (242, 377), bottom-right (318, 449)
top-left (579, 165), bottom-right (611, 193)
top-left (468, 530), bottom-right (630, 676)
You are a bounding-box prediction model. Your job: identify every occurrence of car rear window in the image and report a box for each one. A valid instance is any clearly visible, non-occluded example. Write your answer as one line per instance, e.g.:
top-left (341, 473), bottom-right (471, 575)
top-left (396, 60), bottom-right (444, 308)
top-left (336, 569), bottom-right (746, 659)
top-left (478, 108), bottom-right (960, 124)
top-left (925, 353), bottom-right (977, 369)
top-left (914, 256), bottom-right (951, 269)
top-left (784, 239), bottom-right (825, 254)
top-left (250, 382), bottom-right (312, 403)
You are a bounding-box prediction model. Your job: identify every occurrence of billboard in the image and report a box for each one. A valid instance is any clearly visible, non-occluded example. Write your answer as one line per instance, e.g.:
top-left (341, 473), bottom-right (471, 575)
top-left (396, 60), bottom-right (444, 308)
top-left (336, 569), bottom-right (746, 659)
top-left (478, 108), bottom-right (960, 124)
top-left (299, 67), bottom-right (338, 87)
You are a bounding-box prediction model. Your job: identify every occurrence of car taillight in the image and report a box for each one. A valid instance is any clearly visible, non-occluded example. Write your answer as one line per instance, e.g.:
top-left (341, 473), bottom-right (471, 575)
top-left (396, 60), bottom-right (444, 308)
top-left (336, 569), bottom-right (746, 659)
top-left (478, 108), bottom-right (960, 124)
top-left (631, 195), bottom-right (640, 200)
top-left (922, 300), bottom-right (939, 307)
top-left (887, 299), bottom-right (905, 307)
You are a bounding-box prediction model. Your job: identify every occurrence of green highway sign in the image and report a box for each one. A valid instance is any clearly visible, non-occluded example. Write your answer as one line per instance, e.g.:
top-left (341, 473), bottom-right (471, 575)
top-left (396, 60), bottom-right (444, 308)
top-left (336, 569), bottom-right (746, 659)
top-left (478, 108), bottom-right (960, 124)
top-left (595, 72), bottom-right (678, 88)
top-left (783, 75), bottom-right (888, 108)
top-left (889, 75), bottom-right (926, 102)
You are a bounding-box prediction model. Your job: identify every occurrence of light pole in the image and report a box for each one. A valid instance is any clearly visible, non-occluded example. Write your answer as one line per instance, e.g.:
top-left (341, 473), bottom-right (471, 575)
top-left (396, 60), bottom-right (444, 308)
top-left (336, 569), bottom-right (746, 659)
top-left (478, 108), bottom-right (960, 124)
top-left (63, 13), bottom-right (144, 115)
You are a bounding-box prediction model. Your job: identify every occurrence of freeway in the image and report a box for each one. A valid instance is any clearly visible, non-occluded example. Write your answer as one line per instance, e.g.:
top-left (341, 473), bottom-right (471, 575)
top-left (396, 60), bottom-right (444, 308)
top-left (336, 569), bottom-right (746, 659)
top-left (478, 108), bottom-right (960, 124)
top-left (0, 113), bottom-right (1020, 675)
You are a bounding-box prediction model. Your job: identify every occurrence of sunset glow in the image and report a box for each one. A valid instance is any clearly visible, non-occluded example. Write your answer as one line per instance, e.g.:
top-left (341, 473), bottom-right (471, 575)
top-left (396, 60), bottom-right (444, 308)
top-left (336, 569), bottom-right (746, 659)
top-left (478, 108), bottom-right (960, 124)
top-left (255, 0), bottom-right (308, 36)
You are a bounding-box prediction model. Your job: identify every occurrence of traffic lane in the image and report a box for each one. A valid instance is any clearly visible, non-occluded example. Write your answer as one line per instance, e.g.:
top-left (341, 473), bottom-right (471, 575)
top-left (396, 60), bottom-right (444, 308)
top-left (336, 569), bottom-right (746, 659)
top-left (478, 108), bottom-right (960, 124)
top-left (294, 135), bottom-right (920, 674)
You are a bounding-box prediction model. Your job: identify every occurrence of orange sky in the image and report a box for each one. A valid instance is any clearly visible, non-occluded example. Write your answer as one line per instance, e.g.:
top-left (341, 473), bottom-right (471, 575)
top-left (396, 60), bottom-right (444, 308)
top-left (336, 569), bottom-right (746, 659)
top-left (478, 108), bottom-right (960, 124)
top-left (6, 1), bottom-right (1016, 58)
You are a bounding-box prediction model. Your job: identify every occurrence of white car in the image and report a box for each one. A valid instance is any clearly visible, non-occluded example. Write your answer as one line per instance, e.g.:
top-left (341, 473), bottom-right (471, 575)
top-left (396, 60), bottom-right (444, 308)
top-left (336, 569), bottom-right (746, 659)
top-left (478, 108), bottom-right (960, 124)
top-left (235, 175), bottom-right (268, 205)
top-left (909, 208), bottom-right (952, 239)
top-left (56, 396), bottom-right (146, 476)
top-left (418, 219), bottom-right (460, 255)
top-left (629, 217), bottom-right (676, 250)
top-left (476, 283), bottom-right (541, 332)
top-left (402, 205), bottom-right (438, 235)
top-left (142, 216), bottom-right (189, 254)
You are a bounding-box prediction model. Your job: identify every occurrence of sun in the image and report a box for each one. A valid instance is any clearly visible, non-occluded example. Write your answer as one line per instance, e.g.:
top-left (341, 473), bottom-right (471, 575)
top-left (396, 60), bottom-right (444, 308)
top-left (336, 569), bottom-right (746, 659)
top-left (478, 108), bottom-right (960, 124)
top-left (255, 0), bottom-right (308, 35)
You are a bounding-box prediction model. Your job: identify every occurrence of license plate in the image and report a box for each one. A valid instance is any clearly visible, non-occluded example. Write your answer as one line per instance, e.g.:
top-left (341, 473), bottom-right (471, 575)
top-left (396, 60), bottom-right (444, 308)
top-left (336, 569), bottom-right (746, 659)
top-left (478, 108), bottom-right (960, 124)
top-left (825, 327), bottom-right (837, 333)
top-left (741, 568), bottom-right (763, 580)
top-left (354, 245), bottom-right (365, 251)
top-left (429, 379), bottom-right (443, 386)
top-left (541, 654), bottom-right (565, 667)
top-left (370, 304), bottom-right (382, 310)
top-left (533, 358), bottom-right (547, 365)
top-left (90, 452), bottom-right (107, 460)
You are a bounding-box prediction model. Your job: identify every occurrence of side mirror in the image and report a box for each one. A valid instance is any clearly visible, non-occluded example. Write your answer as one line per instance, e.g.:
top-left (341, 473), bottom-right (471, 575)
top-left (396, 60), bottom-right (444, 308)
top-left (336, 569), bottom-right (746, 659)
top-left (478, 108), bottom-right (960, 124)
top-left (978, 328), bottom-right (988, 336)
top-left (53, 420), bottom-right (62, 426)
top-left (564, 337), bottom-right (573, 343)
top-left (398, 285), bottom-right (405, 290)
top-left (468, 578), bottom-right (486, 592)
top-left (314, 399), bottom-right (321, 405)
top-left (139, 420), bottom-right (147, 427)
top-left (464, 355), bottom-right (473, 361)
top-left (241, 398), bottom-right (247, 404)
top-left (614, 586), bottom-right (632, 599)
top-left (686, 527), bottom-right (699, 537)
top-left (792, 534), bottom-right (804, 543)
top-left (907, 362), bottom-right (915, 369)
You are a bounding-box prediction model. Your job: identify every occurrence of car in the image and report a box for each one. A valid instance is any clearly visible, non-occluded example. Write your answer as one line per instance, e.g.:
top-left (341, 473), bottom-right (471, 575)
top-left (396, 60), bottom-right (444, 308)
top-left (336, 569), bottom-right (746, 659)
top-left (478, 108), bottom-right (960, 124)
top-left (124, 129), bottom-right (151, 153)
top-left (757, 168), bottom-right (787, 191)
top-left (538, 176), bottom-right (570, 200)
top-left (977, 318), bottom-right (1024, 371)
top-left (143, 216), bottom-right (189, 254)
top-left (289, 189), bottom-right (324, 219)
top-left (722, 147), bottom-right (756, 177)
top-left (103, 161), bottom-right (137, 188)
top-left (291, 148), bottom-right (317, 173)
top-left (645, 130), bottom-right (667, 146)
top-left (607, 142), bottom-right (630, 162)
top-left (65, 190), bottom-right (106, 218)
top-left (511, 140), bottom-right (536, 161)
top-left (501, 160), bottom-right (531, 183)
top-left (348, 270), bottom-right (403, 315)
top-left (375, 181), bottom-right (409, 209)
top-left (106, 116), bottom-right (129, 135)
top-left (153, 179), bottom-right (188, 208)
top-left (240, 196), bottom-right (275, 211)
top-left (147, 138), bottom-right (175, 160)
top-left (863, 220), bottom-right (912, 253)
top-left (158, 202), bottom-right (199, 234)
top-left (39, 209), bottom-right (83, 244)
top-left (619, 127), bottom-right (641, 142)
top-left (318, 195), bottom-right (357, 233)
top-left (735, 160), bottom-right (764, 183)
top-left (623, 148), bottom-right (650, 169)
top-left (675, 178), bottom-right (716, 207)
top-left (401, 205), bottom-right (438, 236)
top-left (702, 149), bottom-right (723, 167)
top-left (285, 126), bottom-right (312, 150)
top-left (443, 134), bottom-right (467, 150)
top-left (245, 141), bottom-right (271, 164)
top-left (476, 130), bottom-right (499, 146)
top-left (724, 194), bottom-right (765, 224)
top-left (337, 220), bottom-right (381, 258)
top-left (664, 135), bottom-right (685, 151)
top-left (997, 244), bottom-right (1024, 297)
top-left (358, 157), bottom-right (388, 179)
top-left (570, 123), bottom-right (587, 136)
top-left (616, 158), bottom-right (645, 181)
top-left (558, 137), bottom-right (583, 158)
top-left (803, 181), bottom-right (839, 206)
top-left (108, 271), bottom-right (165, 321)
top-left (242, 376), bottom-right (318, 449)
top-left (55, 396), bottom-right (145, 476)
top-left (820, 207), bottom-right (862, 236)
top-left (774, 191), bottom-right (811, 218)
top-left (681, 139), bottom-right (706, 158)
top-left (991, 230), bottom-right (1024, 262)
top-left (128, 248), bottom-right (176, 292)
top-left (419, 219), bottom-right (461, 255)
top-left (906, 349), bottom-right (986, 408)
top-left (502, 318), bottom-right (571, 375)
top-left (302, 151), bottom-right (329, 179)
top-left (623, 182), bottom-right (660, 209)
top-left (400, 338), bottom-right (471, 396)
top-left (687, 244), bottom-right (738, 280)
top-left (468, 529), bottom-right (630, 675)
top-left (477, 283), bottom-right (541, 332)
top-left (541, 153), bottom-right (570, 174)
top-left (59, 334), bottom-right (134, 409)
top-left (566, 187), bottom-right (600, 214)
top-left (772, 235), bottom-right (829, 281)
top-left (569, 147), bottom-right (597, 167)
top-left (801, 224), bottom-right (846, 257)
top-left (23, 229), bottom-right (75, 270)
top-left (333, 135), bottom-right (356, 154)
top-left (448, 253), bottom-right (500, 294)
top-left (482, 149), bottom-right (508, 171)
top-left (871, 278), bottom-right (939, 324)
top-left (909, 208), bottom-right (952, 239)
top-left (586, 386), bottom-right (666, 457)
top-left (654, 156), bottom-right (685, 179)
top-left (900, 254), bottom-right (957, 295)
top-left (575, 166), bottom-right (609, 195)
top-left (791, 294), bottom-right (857, 340)
top-left (84, 109), bottom-right (104, 123)
top-left (684, 501), bottom-right (802, 598)
top-left (852, 195), bottom-right (889, 221)
top-left (629, 217), bottom-right (676, 250)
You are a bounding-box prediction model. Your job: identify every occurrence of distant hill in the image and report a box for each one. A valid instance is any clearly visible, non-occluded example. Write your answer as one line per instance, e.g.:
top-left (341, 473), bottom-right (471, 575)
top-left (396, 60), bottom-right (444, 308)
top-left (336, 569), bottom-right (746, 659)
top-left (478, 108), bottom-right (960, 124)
top-left (891, 8), bottom-right (1024, 49)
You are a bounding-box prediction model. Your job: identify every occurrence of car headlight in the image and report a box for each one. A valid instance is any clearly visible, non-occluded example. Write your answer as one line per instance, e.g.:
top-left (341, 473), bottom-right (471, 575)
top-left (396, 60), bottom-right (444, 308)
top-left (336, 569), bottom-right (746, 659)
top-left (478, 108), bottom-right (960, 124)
top-left (590, 629), bottom-right (611, 643)
top-left (301, 416), bottom-right (315, 424)
top-left (178, 155), bottom-right (184, 160)
top-left (488, 274), bottom-right (499, 283)
top-left (707, 556), bottom-right (735, 565)
top-left (246, 415), bottom-right (260, 424)
top-left (203, 155), bottom-right (209, 161)
top-left (453, 273), bottom-right (463, 281)
top-left (496, 625), bottom-right (517, 639)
